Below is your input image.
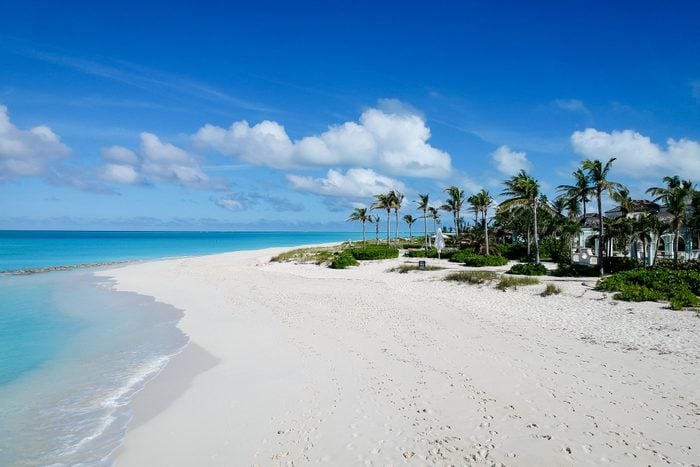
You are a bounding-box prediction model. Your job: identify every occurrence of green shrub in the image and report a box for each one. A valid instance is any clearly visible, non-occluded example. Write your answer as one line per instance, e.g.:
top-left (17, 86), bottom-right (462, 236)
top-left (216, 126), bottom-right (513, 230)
top-left (655, 259), bottom-right (700, 272)
top-left (541, 283), bottom-right (562, 296)
top-left (329, 251), bottom-right (359, 269)
top-left (551, 263), bottom-right (601, 277)
top-left (603, 256), bottom-right (640, 274)
top-left (404, 248), bottom-right (455, 259)
top-left (449, 249), bottom-right (478, 263)
top-left (507, 263), bottom-right (548, 276)
top-left (463, 255), bottom-right (509, 267)
top-left (492, 243), bottom-right (528, 260)
top-left (496, 276), bottom-right (539, 291)
top-left (597, 268), bottom-right (700, 309)
top-left (444, 271), bottom-right (497, 284)
top-left (612, 284), bottom-right (665, 302)
top-left (349, 245), bottom-right (399, 260)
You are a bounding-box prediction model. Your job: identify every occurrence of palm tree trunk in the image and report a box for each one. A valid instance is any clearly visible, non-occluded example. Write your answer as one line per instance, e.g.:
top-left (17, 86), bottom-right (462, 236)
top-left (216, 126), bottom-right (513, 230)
top-left (362, 220), bottom-right (366, 247)
top-left (527, 219), bottom-right (531, 257)
top-left (674, 229), bottom-right (680, 264)
top-left (423, 209), bottom-right (428, 251)
top-left (533, 200), bottom-right (540, 264)
top-left (484, 210), bottom-right (489, 255)
top-left (395, 209), bottom-right (399, 245)
top-left (386, 209), bottom-right (391, 245)
top-left (597, 188), bottom-right (604, 275)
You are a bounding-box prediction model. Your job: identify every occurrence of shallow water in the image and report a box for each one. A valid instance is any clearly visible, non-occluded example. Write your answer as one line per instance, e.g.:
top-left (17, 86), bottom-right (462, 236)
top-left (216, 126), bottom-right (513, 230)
top-left (0, 272), bottom-right (188, 466)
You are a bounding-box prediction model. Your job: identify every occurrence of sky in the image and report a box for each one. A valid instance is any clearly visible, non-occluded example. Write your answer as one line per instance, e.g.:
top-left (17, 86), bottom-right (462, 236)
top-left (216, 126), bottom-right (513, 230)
top-left (1, 0), bottom-right (699, 231)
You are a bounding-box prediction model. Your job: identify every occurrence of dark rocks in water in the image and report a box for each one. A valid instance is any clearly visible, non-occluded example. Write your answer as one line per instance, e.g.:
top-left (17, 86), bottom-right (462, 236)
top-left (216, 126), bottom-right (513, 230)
top-left (1, 260), bottom-right (131, 276)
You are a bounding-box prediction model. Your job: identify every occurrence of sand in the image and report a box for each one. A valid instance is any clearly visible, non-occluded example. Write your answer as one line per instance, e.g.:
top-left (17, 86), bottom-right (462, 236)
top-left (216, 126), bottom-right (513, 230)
top-left (97, 247), bottom-right (700, 466)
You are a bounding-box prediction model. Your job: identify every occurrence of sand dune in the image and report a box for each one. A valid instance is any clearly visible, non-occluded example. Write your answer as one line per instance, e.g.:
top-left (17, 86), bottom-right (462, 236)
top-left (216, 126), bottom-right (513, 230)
top-left (99, 247), bottom-right (700, 466)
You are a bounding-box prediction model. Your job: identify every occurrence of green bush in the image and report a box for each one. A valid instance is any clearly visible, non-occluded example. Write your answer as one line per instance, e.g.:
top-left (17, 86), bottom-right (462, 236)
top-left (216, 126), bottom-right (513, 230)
top-left (492, 243), bottom-right (528, 260)
top-left (388, 264), bottom-right (444, 273)
top-left (655, 259), bottom-right (700, 272)
top-left (349, 245), bottom-right (399, 260)
top-left (597, 268), bottom-right (700, 309)
top-left (507, 263), bottom-right (548, 276)
top-left (463, 255), bottom-right (509, 267)
top-left (449, 249), bottom-right (478, 263)
top-left (404, 248), bottom-right (455, 259)
top-left (603, 256), bottom-right (640, 274)
top-left (329, 251), bottom-right (359, 269)
top-left (551, 263), bottom-right (601, 277)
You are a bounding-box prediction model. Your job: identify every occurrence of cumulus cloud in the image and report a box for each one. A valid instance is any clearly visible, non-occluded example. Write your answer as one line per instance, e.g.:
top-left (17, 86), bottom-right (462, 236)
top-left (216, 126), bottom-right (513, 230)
top-left (193, 103), bottom-right (452, 178)
top-left (98, 134), bottom-right (224, 190)
top-left (287, 168), bottom-right (406, 198)
top-left (552, 98), bottom-right (590, 115)
top-left (571, 128), bottom-right (700, 180)
top-left (491, 145), bottom-right (531, 175)
top-left (0, 105), bottom-right (71, 179)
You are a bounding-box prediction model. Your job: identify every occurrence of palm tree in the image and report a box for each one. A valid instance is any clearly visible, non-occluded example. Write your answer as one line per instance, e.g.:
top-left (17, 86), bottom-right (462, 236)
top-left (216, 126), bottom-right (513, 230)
top-left (371, 194), bottom-right (392, 245)
top-left (389, 190), bottom-right (404, 244)
top-left (347, 207), bottom-right (371, 247)
top-left (428, 206), bottom-right (440, 247)
top-left (557, 168), bottom-right (592, 217)
top-left (647, 176), bottom-right (694, 263)
top-left (500, 170), bottom-right (542, 264)
top-left (403, 214), bottom-right (416, 241)
top-left (373, 215), bottom-right (381, 242)
top-left (473, 189), bottom-right (494, 254)
top-left (582, 158), bottom-right (625, 275)
top-left (442, 186), bottom-right (465, 237)
top-left (416, 194), bottom-right (430, 250)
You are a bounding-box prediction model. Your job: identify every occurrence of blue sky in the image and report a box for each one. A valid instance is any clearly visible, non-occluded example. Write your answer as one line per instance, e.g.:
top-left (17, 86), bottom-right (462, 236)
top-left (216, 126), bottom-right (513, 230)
top-left (1, 0), bottom-right (699, 230)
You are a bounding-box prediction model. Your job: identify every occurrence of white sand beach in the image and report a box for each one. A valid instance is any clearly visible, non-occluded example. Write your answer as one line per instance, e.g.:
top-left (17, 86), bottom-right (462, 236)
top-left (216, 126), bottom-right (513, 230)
top-left (98, 247), bottom-right (700, 466)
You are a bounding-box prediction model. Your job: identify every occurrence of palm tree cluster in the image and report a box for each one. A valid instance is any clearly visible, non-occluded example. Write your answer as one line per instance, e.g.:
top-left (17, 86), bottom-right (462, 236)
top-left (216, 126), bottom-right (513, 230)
top-left (345, 158), bottom-right (698, 274)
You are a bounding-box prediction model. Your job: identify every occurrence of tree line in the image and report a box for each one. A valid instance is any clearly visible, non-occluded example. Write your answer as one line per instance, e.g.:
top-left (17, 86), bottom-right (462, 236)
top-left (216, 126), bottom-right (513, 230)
top-left (348, 158), bottom-right (698, 275)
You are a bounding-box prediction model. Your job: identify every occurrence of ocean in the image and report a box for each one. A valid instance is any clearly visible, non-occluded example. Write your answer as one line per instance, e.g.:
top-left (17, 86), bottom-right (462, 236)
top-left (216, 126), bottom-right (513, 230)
top-left (0, 231), bottom-right (361, 466)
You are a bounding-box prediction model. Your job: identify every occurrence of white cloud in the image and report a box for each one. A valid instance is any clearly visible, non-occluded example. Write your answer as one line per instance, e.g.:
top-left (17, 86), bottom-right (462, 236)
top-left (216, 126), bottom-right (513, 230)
top-left (215, 194), bottom-right (244, 211)
top-left (286, 168), bottom-right (406, 198)
top-left (552, 98), bottom-right (590, 115)
top-left (491, 145), bottom-right (531, 175)
top-left (98, 134), bottom-right (224, 190)
top-left (0, 105), bottom-right (71, 179)
top-left (570, 128), bottom-right (700, 180)
top-left (193, 103), bottom-right (452, 178)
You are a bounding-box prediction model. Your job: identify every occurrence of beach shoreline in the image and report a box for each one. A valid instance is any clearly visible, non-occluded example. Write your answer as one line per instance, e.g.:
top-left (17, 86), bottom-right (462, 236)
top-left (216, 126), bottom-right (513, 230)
top-left (98, 244), bottom-right (700, 466)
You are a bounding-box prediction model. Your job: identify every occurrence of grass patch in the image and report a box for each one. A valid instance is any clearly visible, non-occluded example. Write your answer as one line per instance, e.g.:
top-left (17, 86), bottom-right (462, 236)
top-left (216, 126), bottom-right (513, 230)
top-left (388, 264), bottom-right (445, 274)
top-left (496, 276), bottom-right (539, 291)
top-left (541, 283), bottom-right (562, 296)
top-left (444, 271), bottom-right (497, 284)
top-left (271, 246), bottom-right (343, 264)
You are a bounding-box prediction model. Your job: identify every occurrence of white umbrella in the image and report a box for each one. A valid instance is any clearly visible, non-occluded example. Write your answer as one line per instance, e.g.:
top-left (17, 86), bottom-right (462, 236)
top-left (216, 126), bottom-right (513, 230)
top-left (435, 228), bottom-right (446, 259)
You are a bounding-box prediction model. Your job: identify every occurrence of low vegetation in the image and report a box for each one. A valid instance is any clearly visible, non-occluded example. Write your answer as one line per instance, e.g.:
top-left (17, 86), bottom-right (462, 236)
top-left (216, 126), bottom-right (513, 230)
top-left (388, 264), bottom-right (444, 274)
top-left (405, 248), bottom-right (456, 259)
top-left (550, 263), bottom-right (600, 277)
top-left (496, 276), bottom-right (539, 291)
top-left (541, 283), bottom-right (562, 296)
top-left (349, 245), bottom-right (399, 260)
top-left (271, 246), bottom-right (343, 264)
top-left (463, 254), bottom-right (509, 267)
top-left (596, 268), bottom-right (700, 310)
top-left (444, 271), bottom-right (497, 284)
top-left (507, 263), bottom-right (548, 276)
top-left (329, 251), bottom-right (359, 269)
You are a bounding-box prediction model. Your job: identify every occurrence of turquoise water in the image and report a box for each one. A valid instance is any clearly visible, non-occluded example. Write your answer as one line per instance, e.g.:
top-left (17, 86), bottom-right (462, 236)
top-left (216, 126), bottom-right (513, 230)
top-left (0, 230), bottom-right (361, 466)
top-left (0, 230), bottom-right (362, 272)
